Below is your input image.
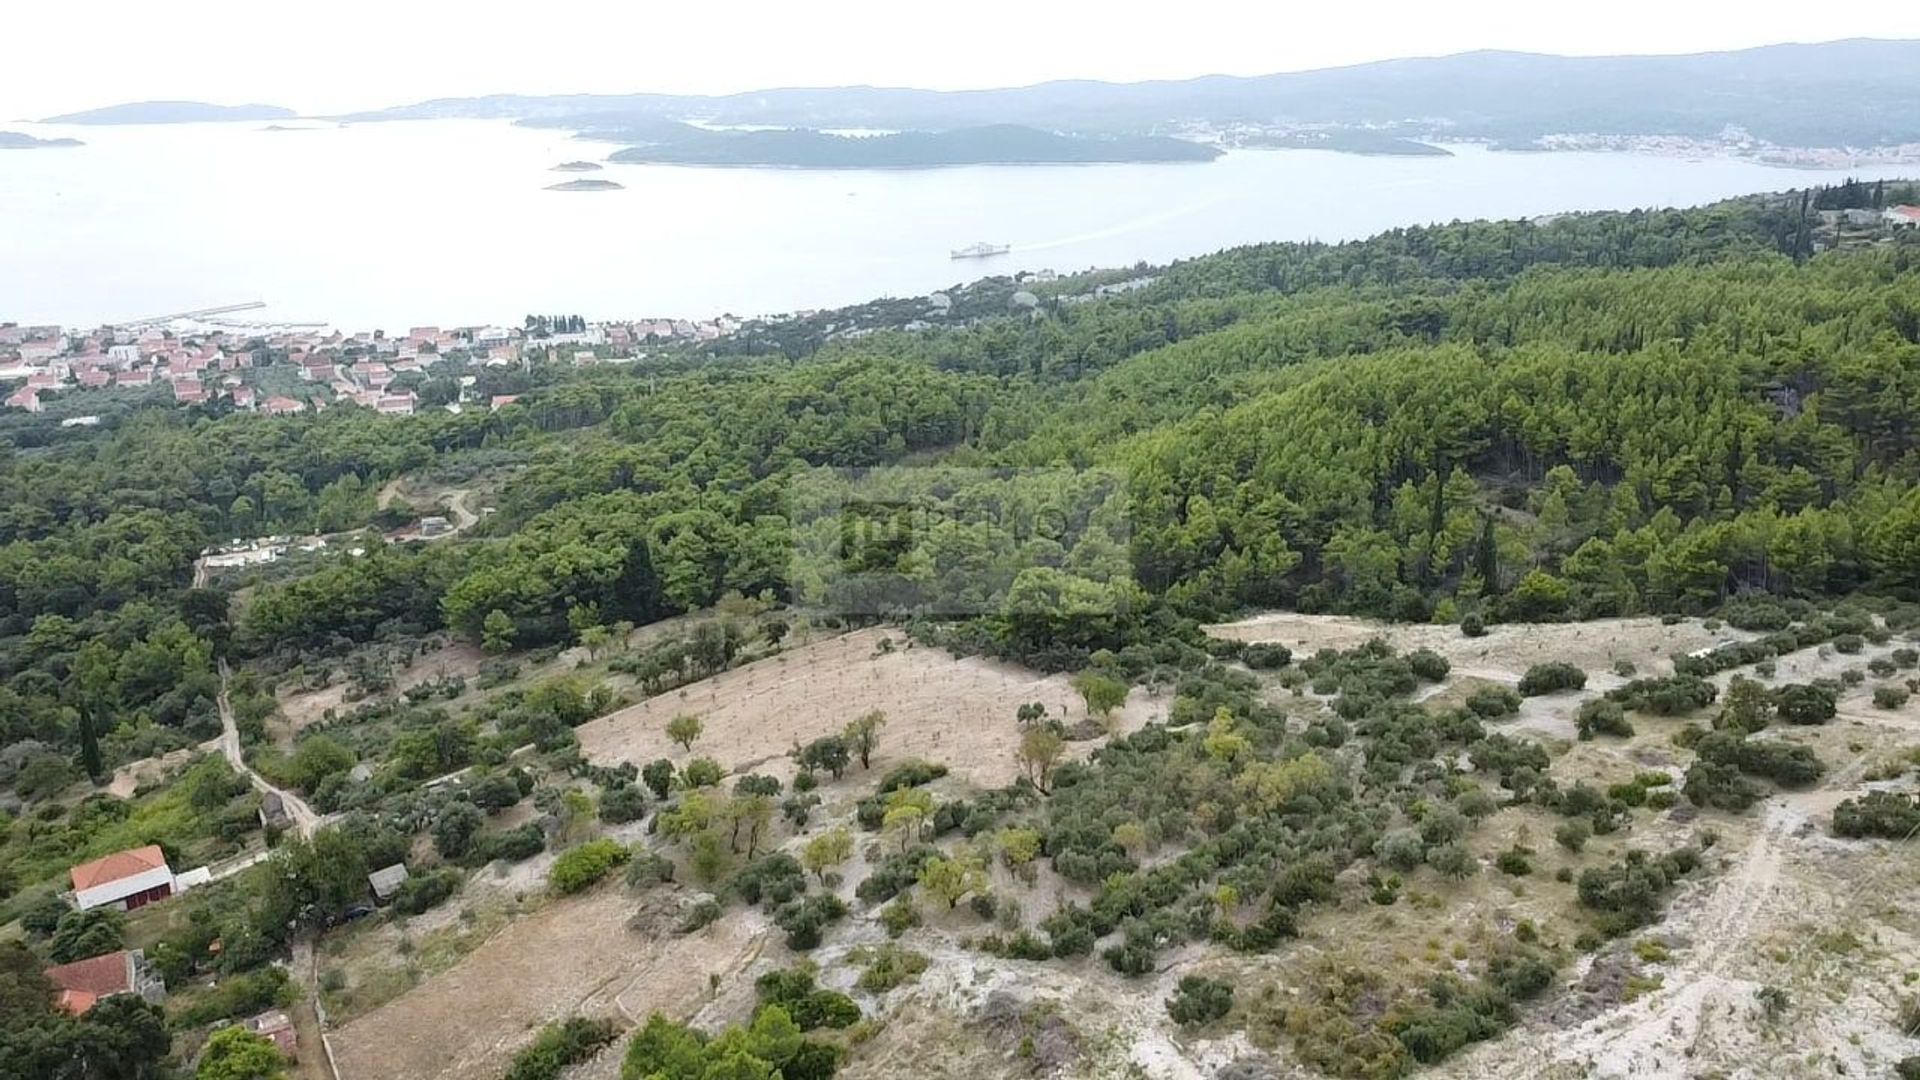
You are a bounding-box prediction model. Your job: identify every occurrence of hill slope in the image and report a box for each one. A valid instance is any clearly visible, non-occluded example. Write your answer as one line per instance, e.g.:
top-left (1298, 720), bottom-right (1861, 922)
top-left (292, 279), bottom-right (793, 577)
top-left (350, 39), bottom-right (1920, 146)
top-left (42, 101), bottom-right (295, 125)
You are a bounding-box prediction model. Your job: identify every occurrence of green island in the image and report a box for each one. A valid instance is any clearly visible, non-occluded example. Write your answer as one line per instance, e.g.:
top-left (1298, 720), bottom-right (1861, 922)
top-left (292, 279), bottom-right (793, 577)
top-left (1240, 130), bottom-right (1452, 156)
top-left (40, 101), bottom-right (296, 125)
top-left (601, 122), bottom-right (1220, 168)
top-left (0, 131), bottom-right (83, 149)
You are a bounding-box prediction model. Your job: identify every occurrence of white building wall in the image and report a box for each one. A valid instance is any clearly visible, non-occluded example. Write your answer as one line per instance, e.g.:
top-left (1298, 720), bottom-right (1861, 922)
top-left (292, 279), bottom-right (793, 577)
top-left (75, 866), bottom-right (175, 911)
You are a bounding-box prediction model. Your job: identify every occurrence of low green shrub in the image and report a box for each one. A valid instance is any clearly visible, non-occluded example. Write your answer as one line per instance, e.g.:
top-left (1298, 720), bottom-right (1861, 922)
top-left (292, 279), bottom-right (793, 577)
top-left (548, 839), bottom-right (630, 894)
top-left (1165, 975), bottom-right (1234, 1026)
top-left (1517, 663), bottom-right (1586, 696)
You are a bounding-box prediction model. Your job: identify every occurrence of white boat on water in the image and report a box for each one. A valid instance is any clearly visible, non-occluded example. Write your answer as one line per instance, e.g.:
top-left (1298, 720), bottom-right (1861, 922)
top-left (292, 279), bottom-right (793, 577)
top-left (951, 242), bottom-right (1011, 259)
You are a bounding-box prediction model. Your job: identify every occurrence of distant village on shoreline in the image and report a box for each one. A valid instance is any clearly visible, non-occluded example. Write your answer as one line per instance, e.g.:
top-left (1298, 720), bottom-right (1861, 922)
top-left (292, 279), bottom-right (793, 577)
top-left (0, 313), bottom-right (744, 420)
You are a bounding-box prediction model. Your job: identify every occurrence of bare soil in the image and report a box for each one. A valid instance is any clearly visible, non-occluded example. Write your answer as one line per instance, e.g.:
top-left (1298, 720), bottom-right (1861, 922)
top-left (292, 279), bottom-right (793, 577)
top-left (1208, 612), bottom-right (1741, 683)
top-left (576, 627), bottom-right (1166, 788)
top-left (275, 641), bottom-right (487, 739)
top-left (329, 888), bottom-right (769, 1080)
top-left (105, 746), bottom-right (197, 798)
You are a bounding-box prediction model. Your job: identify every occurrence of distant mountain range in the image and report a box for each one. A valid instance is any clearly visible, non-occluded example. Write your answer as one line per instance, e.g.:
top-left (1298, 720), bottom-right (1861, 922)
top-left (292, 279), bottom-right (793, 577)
top-left (0, 131), bottom-right (83, 149)
top-left (42, 101), bottom-right (295, 125)
top-left (343, 39), bottom-right (1920, 148)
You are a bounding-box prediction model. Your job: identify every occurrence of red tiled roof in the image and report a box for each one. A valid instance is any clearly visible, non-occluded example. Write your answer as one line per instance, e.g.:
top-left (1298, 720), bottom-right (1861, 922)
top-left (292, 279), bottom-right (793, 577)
top-left (44, 951), bottom-right (130, 1012)
top-left (70, 845), bottom-right (168, 891)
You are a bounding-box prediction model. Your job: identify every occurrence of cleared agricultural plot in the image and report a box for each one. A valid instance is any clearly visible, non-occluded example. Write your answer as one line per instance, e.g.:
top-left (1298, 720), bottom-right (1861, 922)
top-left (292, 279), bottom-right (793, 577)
top-left (1208, 612), bottom-right (1742, 682)
top-left (329, 891), bottom-right (769, 1080)
top-left (275, 640), bottom-right (488, 740)
top-left (576, 626), bottom-right (1166, 787)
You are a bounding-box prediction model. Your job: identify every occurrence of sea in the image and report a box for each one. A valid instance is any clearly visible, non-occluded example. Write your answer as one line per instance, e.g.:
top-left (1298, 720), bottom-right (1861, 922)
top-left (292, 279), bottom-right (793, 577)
top-left (2, 118), bottom-right (1915, 332)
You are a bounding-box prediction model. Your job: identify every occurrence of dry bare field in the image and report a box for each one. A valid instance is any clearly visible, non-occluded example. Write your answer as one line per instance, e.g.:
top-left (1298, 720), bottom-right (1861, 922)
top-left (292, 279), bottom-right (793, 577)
top-left (1208, 611), bottom-right (1741, 681)
top-left (329, 890), bottom-right (769, 1080)
top-left (576, 626), bottom-right (1166, 788)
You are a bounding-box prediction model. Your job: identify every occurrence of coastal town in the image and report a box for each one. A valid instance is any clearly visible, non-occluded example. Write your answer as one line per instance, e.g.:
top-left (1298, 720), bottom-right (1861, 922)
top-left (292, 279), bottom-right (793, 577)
top-left (0, 313), bottom-right (743, 417)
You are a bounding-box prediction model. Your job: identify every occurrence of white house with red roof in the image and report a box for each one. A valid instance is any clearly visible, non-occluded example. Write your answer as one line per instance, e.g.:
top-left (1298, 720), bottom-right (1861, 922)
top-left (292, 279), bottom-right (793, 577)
top-left (71, 844), bottom-right (176, 911)
top-left (375, 391), bottom-right (416, 416)
top-left (263, 396), bottom-right (306, 415)
top-left (5, 388), bottom-right (41, 413)
top-left (1887, 205), bottom-right (1920, 229)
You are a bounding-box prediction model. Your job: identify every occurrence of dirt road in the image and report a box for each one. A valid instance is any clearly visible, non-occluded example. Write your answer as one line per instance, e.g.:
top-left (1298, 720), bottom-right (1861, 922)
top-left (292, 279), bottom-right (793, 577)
top-left (217, 658), bottom-right (324, 838)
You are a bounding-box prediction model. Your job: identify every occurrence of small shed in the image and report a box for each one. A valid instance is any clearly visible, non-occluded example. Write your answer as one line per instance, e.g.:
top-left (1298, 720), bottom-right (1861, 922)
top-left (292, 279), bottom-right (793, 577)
top-left (368, 864), bottom-right (410, 903)
top-left (243, 1009), bottom-right (297, 1059)
top-left (258, 791), bottom-right (291, 830)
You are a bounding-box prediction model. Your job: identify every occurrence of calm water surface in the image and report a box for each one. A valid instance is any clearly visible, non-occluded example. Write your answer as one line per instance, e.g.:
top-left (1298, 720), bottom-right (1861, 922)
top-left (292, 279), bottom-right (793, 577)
top-left (2, 119), bottom-right (1913, 330)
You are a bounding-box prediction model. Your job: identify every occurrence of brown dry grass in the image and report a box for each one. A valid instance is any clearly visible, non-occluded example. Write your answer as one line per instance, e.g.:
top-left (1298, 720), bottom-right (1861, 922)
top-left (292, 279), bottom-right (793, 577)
top-left (329, 888), bottom-right (767, 1080)
top-left (1208, 612), bottom-right (1739, 682)
top-left (575, 627), bottom-right (1166, 788)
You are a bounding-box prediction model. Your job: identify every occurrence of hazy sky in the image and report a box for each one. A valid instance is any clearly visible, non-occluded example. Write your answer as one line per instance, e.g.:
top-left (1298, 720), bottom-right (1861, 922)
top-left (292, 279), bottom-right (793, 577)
top-left (7, 1), bottom-right (1920, 119)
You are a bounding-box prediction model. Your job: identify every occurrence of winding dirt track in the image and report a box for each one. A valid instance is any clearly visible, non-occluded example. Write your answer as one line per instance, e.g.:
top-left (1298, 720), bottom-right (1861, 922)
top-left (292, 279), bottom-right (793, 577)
top-left (217, 657), bottom-right (323, 837)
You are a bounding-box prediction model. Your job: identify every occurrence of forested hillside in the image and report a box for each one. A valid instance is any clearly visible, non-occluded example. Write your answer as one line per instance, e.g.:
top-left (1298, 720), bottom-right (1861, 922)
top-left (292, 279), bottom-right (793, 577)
top-left (3, 185), bottom-right (1919, 775)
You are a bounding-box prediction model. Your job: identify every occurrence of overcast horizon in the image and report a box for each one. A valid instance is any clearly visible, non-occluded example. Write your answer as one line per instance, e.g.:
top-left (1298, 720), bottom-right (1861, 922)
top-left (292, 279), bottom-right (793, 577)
top-left (8, 1), bottom-right (1920, 120)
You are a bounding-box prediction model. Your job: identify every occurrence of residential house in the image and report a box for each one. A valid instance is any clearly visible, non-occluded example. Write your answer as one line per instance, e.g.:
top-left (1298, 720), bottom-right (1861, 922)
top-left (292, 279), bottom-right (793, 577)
top-left (231, 385), bottom-right (257, 409)
top-left (44, 949), bottom-right (166, 1015)
top-left (77, 367), bottom-right (111, 389)
top-left (1888, 205), bottom-right (1920, 229)
top-left (376, 391), bottom-right (417, 416)
top-left (263, 396), bottom-right (306, 415)
top-left (116, 368), bottom-right (153, 387)
top-left (70, 845), bottom-right (175, 911)
top-left (5, 388), bottom-right (41, 413)
top-left (489, 394), bottom-right (520, 411)
top-left (173, 380), bottom-right (208, 404)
